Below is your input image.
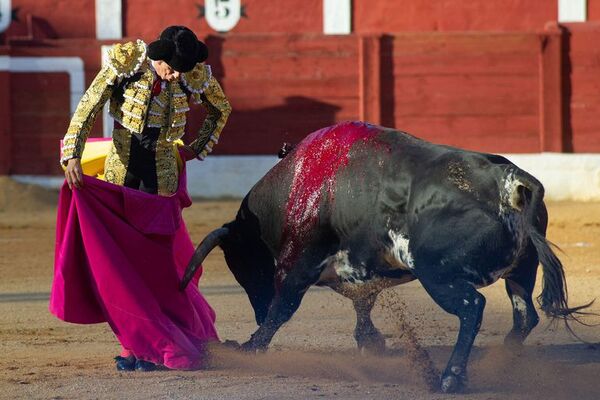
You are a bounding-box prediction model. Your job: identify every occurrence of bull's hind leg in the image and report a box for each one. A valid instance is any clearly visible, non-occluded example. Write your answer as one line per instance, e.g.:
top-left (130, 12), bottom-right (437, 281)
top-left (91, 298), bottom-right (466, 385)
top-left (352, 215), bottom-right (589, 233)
top-left (418, 278), bottom-right (486, 393)
top-left (332, 276), bottom-right (413, 354)
top-left (330, 287), bottom-right (386, 353)
top-left (241, 249), bottom-right (328, 352)
top-left (352, 293), bottom-right (386, 353)
top-left (503, 244), bottom-right (540, 347)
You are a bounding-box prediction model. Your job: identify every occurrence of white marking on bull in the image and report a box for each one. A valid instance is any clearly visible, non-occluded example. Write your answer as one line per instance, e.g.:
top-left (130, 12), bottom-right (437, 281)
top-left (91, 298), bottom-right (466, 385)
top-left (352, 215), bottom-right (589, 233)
top-left (317, 250), bottom-right (366, 284)
top-left (441, 376), bottom-right (455, 392)
top-left (450, 366), bottom-right (462, 375)
top-left (499, 171), bottom-right (525, 214)
top-left (388, 230), bottom-right (415, 270)
top-left (512, 295), bottom-right (528, 317)
top-left (463, 299), bottom-right (469, 305)
top-left (276, 269), bottom-right (287, 283)
top-left (498, 170), bottom-right (529, 277)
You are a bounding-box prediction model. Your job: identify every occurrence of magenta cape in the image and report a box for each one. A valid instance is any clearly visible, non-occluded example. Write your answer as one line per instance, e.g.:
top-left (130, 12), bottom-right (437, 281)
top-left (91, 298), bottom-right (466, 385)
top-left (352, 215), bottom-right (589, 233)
top-left (49, 168), bottom-right (218, 370)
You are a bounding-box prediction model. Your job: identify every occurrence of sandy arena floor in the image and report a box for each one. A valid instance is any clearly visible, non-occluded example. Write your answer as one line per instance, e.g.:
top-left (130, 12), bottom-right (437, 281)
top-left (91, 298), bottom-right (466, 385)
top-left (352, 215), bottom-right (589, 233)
top-left (1, 181), bottom-right (599, 399)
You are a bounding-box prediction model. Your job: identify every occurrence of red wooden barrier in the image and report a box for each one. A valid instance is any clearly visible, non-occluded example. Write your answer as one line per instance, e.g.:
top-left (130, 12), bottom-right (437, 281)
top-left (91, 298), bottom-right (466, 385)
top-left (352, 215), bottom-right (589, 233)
top-left (2, 25), bottom-right (600, 174)
top-left (0, 47), bottom-right (10, 174)
top-left (564, 22), bottom-right (600, 152)
top-left (382, 31), bottom-right (541, 153)
top-left (9, 72), bottom-right (70, 175)
top-left (7, 39), bottom-right (109, 175)
top-left (539, 22), bottom-right (566, 152)
top-left (199, 34), bottom-right (360, 155)
top-left (359, 35), bottom-right (381, 125)
top-left (354, 0), bottom-right (557, 33)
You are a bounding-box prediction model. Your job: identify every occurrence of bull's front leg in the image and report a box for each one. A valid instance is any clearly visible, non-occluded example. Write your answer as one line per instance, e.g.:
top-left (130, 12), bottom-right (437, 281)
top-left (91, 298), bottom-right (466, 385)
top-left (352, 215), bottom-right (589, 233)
top-left (418, 278), bottom-right (486, 393)
top-left (241, 254), bottom-right (326, 352)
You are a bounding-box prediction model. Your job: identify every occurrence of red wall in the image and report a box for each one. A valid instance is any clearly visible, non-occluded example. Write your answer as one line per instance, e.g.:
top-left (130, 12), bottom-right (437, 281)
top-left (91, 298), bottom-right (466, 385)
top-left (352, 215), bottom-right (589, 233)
top-left (123, 0), bottom-right (322, 38)
top-left (354, 1), bottom-right (556, 33)
top-left (1, 1), bottom-right (600, 176)
top-left (3, 35), bottom-right (359, 172)
top-left (565, 23), bottom-right (600, 152)
top-left (9, 73), bottom-right (70, 174)
top-left (3, 25), bottom-right (600, 174)
top-left (383, 32), bottom-right (541, 153)
top-left (0, 47), bottom-right (10, 174)
top-left (8, 39), bottom-right (108, 174)
top-left (5, 0), bottom-right (600, 42)
top-left (184, 34), bottom-right (359, 154)
top-left (5, 0), bottom-right (576, 42)
top-left (5, 0), bottom-right (96, 39)
top-left (590, 0), bottom-right (600, 21)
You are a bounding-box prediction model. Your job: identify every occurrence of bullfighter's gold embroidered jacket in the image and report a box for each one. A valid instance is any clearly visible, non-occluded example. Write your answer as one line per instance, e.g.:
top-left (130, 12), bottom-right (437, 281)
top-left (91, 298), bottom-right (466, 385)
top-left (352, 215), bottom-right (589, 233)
top-left (60, 39), bottom-right (231, 195)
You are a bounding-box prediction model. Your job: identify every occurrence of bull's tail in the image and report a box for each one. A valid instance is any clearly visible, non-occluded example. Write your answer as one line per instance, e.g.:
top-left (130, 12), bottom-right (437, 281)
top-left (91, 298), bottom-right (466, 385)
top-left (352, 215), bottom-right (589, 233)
top-left (512, 170), bottom-right (594, 325)
top-left (179, 227), bottom-right (230, 291)
top-left (529, 229), bottom-right (593, 320)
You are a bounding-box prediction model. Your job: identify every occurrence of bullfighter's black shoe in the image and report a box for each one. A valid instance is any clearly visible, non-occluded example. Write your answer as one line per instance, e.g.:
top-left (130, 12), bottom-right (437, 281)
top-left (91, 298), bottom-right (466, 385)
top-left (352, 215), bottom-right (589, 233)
top-left (134, 359), bottom-right (157, 372)
top-left (115, 356), bottom-right (136, 371)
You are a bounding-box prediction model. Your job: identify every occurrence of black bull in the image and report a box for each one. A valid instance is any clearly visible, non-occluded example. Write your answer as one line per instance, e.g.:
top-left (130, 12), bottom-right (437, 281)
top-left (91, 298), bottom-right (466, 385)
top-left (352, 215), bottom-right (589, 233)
top-left (181, 121), bottom-right (590, 392)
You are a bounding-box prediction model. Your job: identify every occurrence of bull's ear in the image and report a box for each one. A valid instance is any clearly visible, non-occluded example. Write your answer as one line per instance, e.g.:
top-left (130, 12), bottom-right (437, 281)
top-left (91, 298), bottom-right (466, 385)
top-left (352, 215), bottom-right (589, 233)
top-left (278, 142), bottom-right (294, 159)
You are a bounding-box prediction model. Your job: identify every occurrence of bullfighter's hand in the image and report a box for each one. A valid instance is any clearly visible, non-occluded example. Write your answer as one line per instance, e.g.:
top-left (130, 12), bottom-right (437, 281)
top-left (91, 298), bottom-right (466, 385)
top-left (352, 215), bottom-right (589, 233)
top-left (65, 158), bottom-right (84, 189)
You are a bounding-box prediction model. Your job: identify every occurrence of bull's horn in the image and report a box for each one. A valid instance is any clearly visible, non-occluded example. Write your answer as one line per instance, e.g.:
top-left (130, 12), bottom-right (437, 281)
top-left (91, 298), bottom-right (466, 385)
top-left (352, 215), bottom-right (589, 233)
top-left (180, 227), bottom-right (230, 291)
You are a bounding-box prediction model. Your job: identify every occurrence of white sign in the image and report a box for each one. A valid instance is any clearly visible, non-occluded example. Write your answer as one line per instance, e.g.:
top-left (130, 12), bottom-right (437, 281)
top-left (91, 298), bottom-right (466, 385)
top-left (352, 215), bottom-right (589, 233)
top-left (95, 0), bottom-right (123, 39)
top-left (0, 0), bottom-right (12, 33)
top-left (101, 45), bottom-right (113, 137)
top-left (558, 0), bottom-right (587, 22)
top-left (205, 0), bottom-right (241, 32)
top-left (324, 0), bottom-right (351, 35)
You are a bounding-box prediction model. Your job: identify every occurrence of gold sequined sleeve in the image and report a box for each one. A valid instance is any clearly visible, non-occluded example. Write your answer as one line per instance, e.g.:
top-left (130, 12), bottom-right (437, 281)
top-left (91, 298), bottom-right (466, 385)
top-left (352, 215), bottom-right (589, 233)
top-left (189, 76), bottom-right (232, 160)
top-left (60, 66), bottom-right (117, 165)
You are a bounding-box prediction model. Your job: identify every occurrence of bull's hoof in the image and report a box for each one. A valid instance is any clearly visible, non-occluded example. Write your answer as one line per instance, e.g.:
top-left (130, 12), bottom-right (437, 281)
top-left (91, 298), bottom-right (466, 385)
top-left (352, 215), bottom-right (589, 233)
top-left (440, 367), bottom-right (467, 393)
top-left (440, 375), bottom-right (462, 393)
top-left (503, 332), bottom-right (526, 349)
top-left (356, 332), bottom-right (387, 355)
top-left (240, 340), bottom-right (268, 353)
top-left (222, 339), bottom-right (242, 350)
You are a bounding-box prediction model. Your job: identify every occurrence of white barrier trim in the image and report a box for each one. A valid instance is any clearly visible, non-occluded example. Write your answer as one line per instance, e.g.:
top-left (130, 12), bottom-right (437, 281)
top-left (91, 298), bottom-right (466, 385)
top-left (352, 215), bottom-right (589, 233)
top-left (324, 0), bottom-right (351, 35)
top-left (558, 0), bottom-right (587, 22)
top-left (11, 153), bottom-right (600, 201)
top-left (9, 57), bottom-right (85, 115)
top-left (187, 155), bottom-right (279, 198)
top-left (96, 0), bottom-right (122, 39)
top-left (503, 153), bottom-right (600, 201)
top-left (12, 175), bottom-right (65, 189)
top-left (0, 55), bottom-right (8, 71)
top-left (101, 45), bottom-right (112, 137)
top-left (0, 0), bottom-right (11, 33)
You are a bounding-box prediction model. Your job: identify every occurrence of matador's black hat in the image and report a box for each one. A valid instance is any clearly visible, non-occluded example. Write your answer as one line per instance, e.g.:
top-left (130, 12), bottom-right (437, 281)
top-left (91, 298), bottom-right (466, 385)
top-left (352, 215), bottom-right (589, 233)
top-left (147, 26), bottom-right (208, 73)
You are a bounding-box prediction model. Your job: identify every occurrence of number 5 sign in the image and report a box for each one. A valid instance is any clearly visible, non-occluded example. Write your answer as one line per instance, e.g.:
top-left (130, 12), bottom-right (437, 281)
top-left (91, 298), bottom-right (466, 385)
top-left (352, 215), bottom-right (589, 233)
top-left (0, 0), bottom-right (12, 33)
top-left (205, 0), bottom-right (241, 32)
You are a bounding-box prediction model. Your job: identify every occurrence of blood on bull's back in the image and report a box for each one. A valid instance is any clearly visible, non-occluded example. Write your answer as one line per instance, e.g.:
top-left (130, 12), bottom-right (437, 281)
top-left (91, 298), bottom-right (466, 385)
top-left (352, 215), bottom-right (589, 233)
top-left (248, 121), bottom-right (385, 269)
